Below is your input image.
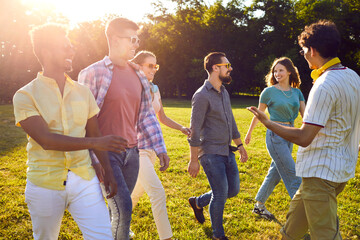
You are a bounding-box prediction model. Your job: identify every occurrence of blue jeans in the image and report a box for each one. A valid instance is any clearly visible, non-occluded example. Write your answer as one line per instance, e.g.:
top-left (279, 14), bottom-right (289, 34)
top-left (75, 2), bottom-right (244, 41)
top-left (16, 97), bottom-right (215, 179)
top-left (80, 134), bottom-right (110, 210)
top-left (106, 147), bottom-right (139, 240)
top-left (255, 126), bottom-right (301, 204)
top-left (196, 152), bottom-right (240, 238)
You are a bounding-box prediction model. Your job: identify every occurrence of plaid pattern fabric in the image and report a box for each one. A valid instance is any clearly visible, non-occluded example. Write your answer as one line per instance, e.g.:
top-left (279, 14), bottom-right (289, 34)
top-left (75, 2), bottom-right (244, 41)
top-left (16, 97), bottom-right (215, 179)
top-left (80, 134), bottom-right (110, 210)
top-left (78, 56), bottom-right (166, 157)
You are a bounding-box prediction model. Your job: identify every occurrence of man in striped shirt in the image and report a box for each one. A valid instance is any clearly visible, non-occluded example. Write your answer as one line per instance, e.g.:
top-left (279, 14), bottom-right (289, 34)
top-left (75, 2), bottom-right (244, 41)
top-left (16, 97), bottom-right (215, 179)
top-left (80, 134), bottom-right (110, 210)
top-left (248, 20), bottom-right (360, 239)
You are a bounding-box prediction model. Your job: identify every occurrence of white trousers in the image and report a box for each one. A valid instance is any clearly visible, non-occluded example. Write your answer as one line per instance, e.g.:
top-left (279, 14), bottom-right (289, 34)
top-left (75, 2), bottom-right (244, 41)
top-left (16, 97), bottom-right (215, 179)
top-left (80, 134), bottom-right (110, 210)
top-left (131, 149), bottom-right (172, 239)
top-left (25, 171), bottom-right (112, 240)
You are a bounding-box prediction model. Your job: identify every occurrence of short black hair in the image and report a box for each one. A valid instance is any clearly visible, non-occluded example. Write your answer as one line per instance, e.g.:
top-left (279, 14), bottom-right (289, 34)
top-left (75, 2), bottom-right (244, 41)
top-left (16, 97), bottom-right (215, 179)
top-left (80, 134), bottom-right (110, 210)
top-left (298, 20), bottom-right (340, 58)
top-left (204, 52), bottom-right (226, 73)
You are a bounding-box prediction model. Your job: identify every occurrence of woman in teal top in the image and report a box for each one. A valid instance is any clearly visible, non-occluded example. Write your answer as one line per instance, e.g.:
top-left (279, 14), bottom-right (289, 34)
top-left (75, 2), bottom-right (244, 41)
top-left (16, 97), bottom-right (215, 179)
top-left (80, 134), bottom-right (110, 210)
top-left (245, 57), bottom-right (305, 220)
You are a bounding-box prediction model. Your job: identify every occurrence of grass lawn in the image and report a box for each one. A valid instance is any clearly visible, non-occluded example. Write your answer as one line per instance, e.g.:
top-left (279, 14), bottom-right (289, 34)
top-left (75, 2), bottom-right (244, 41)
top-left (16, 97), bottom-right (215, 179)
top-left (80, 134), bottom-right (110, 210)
top-left (0, 98), bottom-right (359, 239)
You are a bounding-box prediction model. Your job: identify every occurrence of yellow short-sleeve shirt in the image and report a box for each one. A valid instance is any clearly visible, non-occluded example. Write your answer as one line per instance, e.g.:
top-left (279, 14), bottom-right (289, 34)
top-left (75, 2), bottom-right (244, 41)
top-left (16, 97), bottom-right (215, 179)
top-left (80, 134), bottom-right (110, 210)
top-left (13, 73), bottom-right (99, 190)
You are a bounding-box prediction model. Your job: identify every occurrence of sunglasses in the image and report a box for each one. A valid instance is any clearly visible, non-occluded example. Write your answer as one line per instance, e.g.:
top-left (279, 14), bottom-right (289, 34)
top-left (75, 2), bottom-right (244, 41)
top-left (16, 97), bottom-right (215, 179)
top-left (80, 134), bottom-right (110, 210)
top-left (216, 63), bottom-right (232, 69)
top-left (117, 35), bottom-right (140, 45)
top-left (143, 63), bottom-right (160, 71)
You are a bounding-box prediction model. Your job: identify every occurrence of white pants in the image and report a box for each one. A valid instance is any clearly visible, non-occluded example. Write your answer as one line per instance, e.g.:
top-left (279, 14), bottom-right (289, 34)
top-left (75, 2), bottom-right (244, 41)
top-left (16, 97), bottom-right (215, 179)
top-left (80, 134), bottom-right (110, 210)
top-left (131, 149), bottom-right (172, 239)
top-left (25, 171), bottom-right (112, 240)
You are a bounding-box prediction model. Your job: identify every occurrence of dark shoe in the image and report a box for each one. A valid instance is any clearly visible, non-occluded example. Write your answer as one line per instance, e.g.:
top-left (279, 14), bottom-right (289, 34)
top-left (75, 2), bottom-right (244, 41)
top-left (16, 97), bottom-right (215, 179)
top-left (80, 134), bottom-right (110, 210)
top-left (189, 197), bottom-right (205, 224)
top-left (212, 236), bottom-right (229, 240)
top-left (252, 203), bottom-right (275, 220)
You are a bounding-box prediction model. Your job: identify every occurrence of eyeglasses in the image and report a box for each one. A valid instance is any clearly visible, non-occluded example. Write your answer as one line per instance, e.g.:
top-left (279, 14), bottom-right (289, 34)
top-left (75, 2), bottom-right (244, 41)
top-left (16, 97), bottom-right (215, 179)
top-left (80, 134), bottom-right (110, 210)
top-left (216, 63), bottom-right (231, 69)
top-left (117, 35), bottom-right (140, 45)
top-left (299, 49), bottom-right (305, 56)
top-left (142, 63), bottom-right (160, 71)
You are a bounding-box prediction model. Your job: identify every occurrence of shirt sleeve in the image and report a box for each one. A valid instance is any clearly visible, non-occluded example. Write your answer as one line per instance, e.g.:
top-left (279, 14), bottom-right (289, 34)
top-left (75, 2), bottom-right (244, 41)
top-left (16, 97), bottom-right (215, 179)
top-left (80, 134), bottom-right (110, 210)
top-left (259, 87), bottom-right (270, 105)
top-left (13, 90), bottom-right (40, 127)
top-left (188, 91), bottom-right (209, 147)
top-left (231, 111), bottom-right (241, 140)
top-left (298, 88), bottom-right (305, 102)
top-left (303, 84), bottom-right (333, 127)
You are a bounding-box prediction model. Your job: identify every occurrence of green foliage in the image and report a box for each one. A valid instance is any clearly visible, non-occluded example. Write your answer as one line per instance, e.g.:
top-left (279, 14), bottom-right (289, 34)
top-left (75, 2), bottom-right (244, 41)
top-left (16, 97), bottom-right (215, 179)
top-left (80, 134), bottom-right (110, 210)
top-left (1, 101), bottom-right (359, 239)
top-left (1, 0), bottom-right (360, 101)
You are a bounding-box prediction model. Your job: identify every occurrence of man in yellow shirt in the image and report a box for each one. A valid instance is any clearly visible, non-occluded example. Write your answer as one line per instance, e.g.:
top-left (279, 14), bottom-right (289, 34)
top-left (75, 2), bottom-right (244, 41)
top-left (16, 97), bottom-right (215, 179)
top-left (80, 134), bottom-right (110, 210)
top-left (13, 23), bottom-right (127, 240)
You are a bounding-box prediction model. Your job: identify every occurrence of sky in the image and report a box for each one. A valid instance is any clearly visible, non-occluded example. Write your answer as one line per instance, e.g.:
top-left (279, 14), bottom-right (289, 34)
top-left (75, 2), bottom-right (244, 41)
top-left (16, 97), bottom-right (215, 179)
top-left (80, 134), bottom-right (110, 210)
top-left (21, 0), bottom-right (253, 25)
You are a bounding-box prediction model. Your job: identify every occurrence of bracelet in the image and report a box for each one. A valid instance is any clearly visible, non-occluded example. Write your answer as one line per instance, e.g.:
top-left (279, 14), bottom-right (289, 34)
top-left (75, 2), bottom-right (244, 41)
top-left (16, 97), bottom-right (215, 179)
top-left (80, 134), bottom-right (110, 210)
top-left (237, 143), bottom-right (243, 148)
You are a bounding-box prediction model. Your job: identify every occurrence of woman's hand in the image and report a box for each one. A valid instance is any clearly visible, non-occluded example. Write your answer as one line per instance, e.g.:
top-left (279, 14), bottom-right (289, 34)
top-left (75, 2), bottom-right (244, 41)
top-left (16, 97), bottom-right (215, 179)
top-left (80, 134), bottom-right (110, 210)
top-left (245, 133), bottom-right (251, 145)
top-left (181, 126), bottom-right (191, 137)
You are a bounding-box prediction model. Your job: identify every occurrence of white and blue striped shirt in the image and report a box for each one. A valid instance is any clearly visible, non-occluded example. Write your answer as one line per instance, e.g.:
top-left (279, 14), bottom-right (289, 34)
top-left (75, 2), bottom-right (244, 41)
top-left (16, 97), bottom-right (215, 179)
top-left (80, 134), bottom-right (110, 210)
top-left (296, 67), bottom-right (360, 183)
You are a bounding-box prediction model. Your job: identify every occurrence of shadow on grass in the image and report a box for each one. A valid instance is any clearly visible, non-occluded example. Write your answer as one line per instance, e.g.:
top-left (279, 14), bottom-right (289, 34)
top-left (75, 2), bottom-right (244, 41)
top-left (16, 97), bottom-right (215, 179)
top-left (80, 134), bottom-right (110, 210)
top-left (202, 225), bottom-right (214, 239)
top-left (253, 214), bottom-right (283, 227)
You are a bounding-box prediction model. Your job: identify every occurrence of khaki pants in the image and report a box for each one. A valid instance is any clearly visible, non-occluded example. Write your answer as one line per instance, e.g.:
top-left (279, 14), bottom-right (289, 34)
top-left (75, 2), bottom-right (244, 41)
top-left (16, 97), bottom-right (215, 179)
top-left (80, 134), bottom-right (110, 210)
top-left (281, 177), bottom-right (346, 240)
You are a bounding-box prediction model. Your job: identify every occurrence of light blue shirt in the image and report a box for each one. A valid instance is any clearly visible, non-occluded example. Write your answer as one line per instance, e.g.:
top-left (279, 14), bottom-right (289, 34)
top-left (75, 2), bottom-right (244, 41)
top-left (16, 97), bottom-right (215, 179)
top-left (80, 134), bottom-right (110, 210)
top-left (260, 86), bottom-right (305, 123)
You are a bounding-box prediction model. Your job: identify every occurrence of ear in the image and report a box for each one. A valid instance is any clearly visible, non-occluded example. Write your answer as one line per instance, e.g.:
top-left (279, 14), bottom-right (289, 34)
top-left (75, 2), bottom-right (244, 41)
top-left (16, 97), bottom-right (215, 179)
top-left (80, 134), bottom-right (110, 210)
top-left (212, 64), bottom-right (219, 72)
top-left (310, 47), bottom-right (317, 57)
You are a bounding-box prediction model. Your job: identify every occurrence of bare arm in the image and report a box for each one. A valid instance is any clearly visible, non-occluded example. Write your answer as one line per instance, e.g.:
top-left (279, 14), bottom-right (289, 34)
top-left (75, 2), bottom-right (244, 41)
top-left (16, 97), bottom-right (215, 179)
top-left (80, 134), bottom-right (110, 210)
top-left (188, 146), bottom-right (200, 178)
top-left (247, 106), bottom-right (321, 147)
top-left (299, 101), bottom-right (306, 118)
top-left (19, 115), bottom-right (128, 152)
top-left (245, 103), bottom-right (267, 144)
top-left (232, 138), bottom-right (248, 163)
top-left (157, 98), bottom-right (191, 137)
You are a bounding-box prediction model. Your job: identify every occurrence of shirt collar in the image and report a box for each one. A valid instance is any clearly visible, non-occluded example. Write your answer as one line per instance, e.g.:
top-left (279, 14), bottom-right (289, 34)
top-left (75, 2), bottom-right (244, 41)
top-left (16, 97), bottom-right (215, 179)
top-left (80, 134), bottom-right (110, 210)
top-left (103, 56), bottom-right (141, 72)
top-left (37, 72), bottom-right (74, 86)
top-left (204, 79), bottom-right (224, 92)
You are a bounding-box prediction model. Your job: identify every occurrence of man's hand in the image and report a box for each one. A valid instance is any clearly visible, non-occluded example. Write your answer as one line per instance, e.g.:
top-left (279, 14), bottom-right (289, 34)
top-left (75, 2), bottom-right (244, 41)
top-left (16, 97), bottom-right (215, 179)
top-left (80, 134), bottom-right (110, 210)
top-left (238, 146), bottom-right (248, 163)
top-left (93, 162), bottom-right (105, 183)
top-left (94, 135), bottom-right (128, 153)
top-left (158, 153), bottom-right (170, 171)
top-left (102, 167), bottom-right (117, 199)
top-left (247, 106), bottom-right (270, 126)
top-left (188, 160), bottom-right (200, 178)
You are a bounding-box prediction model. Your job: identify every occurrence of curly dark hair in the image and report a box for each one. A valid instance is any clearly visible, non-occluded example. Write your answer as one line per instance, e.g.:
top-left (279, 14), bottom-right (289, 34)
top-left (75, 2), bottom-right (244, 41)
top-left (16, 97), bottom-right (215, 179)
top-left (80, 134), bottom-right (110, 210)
top-left (29, 23), bottom-right (67, 65)
top-left (298, 20), bottom-right (340, 59)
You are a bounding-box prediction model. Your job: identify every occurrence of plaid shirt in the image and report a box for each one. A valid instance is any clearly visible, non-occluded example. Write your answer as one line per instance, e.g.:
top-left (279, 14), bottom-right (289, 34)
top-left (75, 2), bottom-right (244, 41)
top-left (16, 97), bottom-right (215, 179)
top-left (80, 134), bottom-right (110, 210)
top-left (78, 56), bottom-right (167, 159)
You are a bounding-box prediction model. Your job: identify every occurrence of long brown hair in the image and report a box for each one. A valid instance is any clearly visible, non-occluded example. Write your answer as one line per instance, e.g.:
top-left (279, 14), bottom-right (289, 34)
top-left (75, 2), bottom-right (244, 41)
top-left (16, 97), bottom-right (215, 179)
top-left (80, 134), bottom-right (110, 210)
top-left (265, 57), bottom-right (301, 88)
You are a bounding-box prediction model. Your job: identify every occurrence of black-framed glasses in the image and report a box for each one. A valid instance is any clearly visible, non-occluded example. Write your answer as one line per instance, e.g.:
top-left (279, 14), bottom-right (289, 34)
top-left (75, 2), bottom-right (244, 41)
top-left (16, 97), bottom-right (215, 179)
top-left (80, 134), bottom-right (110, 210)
top-left (216, 63), bottom-right (231, 69)
top-left (299, 49), bottom-right (305, 56)
top-left (142, 63), bottom-right (160, 71)
top-left (117, 35), bottom-right (140, 45)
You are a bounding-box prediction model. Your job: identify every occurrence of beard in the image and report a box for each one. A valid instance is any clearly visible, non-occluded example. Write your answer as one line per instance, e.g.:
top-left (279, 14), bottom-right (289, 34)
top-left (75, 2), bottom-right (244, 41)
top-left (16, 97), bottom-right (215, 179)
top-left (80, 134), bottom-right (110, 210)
top-left (219, 73), bottom-right (232, 84)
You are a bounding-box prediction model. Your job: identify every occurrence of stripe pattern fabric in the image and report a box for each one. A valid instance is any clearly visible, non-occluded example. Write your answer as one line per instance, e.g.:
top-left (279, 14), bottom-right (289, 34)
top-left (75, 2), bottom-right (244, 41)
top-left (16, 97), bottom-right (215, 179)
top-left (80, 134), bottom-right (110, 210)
top-left (296, 67), bottom-right (360, 183)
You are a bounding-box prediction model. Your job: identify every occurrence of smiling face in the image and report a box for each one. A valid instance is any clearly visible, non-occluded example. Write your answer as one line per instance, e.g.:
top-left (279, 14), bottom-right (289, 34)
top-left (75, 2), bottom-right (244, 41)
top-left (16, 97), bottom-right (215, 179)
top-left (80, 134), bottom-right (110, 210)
top-left (273, 63), bottom-right (291, 85)
top-left (139, 56), bottom-right (158, 82)
top-left (42, 35), bottom-right (75, 72)
top-left (113, 28), bottom-right (139, 61)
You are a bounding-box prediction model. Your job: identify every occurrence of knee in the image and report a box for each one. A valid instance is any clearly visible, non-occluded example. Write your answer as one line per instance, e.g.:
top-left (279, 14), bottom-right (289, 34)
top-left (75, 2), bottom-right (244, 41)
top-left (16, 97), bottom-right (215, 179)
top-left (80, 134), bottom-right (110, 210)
top-left (228, 186), bottom-right (240, 199)
top-left (148, 186), bottom-right (166, 205)
top-left (109, 194), bottom-right (133, 217)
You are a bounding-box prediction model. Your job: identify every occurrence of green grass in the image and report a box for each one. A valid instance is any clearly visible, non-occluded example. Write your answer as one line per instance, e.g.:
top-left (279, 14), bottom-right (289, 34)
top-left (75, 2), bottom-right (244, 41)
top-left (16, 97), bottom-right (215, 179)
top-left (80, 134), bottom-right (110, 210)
top-left (1, 99), bottom-right (359, 239)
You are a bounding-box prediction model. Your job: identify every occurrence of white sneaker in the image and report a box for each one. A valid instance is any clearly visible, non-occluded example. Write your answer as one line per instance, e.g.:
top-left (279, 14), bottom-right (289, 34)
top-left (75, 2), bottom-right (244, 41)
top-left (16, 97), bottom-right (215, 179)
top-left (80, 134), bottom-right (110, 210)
top-left (129, 229), bottom-right (135, 239)
top-left (252, 203), bottom-right (275, 220)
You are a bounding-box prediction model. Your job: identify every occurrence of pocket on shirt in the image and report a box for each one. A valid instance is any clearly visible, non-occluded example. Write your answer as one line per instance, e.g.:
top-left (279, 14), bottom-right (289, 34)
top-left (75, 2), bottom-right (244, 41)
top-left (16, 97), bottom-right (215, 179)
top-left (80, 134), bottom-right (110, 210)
top-left (71, 101), bottom-right (88, 125)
